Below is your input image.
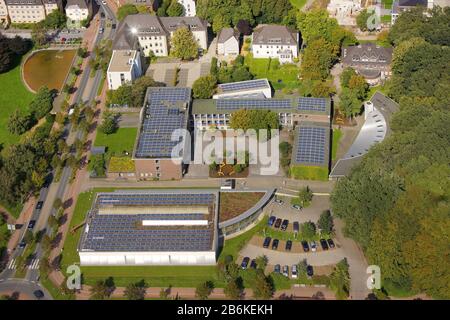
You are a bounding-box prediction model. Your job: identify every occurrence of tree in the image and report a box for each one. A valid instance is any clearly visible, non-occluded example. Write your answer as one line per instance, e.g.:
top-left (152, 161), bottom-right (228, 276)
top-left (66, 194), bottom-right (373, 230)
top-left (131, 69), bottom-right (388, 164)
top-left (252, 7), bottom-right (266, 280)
top-left (29, 86), bottom-right (54, 119)
top-left (340, 67), bottom-right (357, 88)
top-left (42, 10), bottom-right (67, 29)
top-left (338, 88), bottom-right (362, 119)
top-left (31, 25), bottom-right (48, 47)
top-left (236, 20), bottom-right (252, 36)
top-left (318, 210), bottom-right (333, 233)
top-left (90, 280), bottom-right (111, 300)
top-left (298, 186), bottom-right (313, 206)
top-left (99, 112), bottom-right (117, 135)
top-left (229, 109), bottom-right (279, 134)
top-left (167, 0), bottom-right (184, 16)
top-left (252, 270), bottom-right (273, 299)
top-left (255, 255), bottom-right (268, 271)
top-left (311, 81), bottom-right (335, 98)
top-left (159, 287), bottom-right (170, 299)
top-left (348, 74), bottom-right (368, 100)
top-left (356, 9), bottom-right (376, 32)
top-left (300, 38), bottom-right (335, 80)
top-left (195, 281), bottom-right (214, 300)
top-left (106, 84), bottom-right (132, 107)
top-left (297, 259), bottom-right (308, 277)
top-left (7, 110), bottom-right (35, 135)
top-left (131, 76), bottom-right (157, 107)
top-left (224, 279), bottom-right (242, 299)
top-left (124, 281), bottom-right (147, 300)
top-left (53, 198), bottom-right (63, 210)
top-left (301, 221), bottom-right (316, 239)
top-left (170, 27), bottom-right (199, 60)
top-left (329, 259), bottom-right (350, 300)
top-left (192, 75), bottom-right (217, 99)
top-left (212, 13), bottom-right (231, 34)
top-left (117, 4), bottom-right (139, 21)
top-left (0, 38), bottom-right (14, 73)
top-left (232, 66), bottom-right (252, 82)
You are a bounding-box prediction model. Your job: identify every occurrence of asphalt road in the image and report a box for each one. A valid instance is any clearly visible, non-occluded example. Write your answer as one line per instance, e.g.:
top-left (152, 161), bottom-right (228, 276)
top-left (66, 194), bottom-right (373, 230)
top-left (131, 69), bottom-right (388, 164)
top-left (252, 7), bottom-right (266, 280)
top-left (0, 3), bottom-right (117, 299)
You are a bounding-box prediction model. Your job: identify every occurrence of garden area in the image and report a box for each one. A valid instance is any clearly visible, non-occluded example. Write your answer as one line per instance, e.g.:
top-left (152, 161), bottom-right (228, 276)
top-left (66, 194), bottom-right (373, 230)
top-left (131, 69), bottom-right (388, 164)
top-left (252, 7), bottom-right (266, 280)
top-left (219, 192), bottom-right (265, 222)
top-left (290, 0), bottom-right (307, 9)
top-left (244, 54), bottom-right (300, 91)
top-left (94, 127), bottom-right (137, 157)
top-left (332, 129), bottom-right (342, 161)
top-left (290, 165), bottom-right (329, 181)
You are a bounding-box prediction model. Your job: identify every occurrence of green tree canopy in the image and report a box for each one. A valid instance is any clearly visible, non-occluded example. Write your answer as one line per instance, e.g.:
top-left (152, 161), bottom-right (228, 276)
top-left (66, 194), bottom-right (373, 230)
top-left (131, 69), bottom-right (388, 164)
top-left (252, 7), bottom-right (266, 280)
top-left (117, 4), bottom-right (139, 21)
top-left (170, 26), bottom-right (199, 60)
top-left (192, 75), bottom-right (217, 99)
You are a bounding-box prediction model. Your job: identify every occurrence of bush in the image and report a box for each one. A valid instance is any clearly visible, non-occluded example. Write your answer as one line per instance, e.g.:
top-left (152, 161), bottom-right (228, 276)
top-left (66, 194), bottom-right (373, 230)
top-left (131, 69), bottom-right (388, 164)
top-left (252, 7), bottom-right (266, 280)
top-left (192, 75), bottom-right (217, 99)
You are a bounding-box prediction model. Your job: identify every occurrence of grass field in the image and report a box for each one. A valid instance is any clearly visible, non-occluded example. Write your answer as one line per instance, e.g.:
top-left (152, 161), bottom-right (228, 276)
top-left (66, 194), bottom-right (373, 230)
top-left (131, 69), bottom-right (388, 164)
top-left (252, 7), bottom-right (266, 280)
top-left (382, 0), bottom-right (394, 9)
top-left (290, 165), bottom-right (329, 181)
top-left (94, 127), bottom-right (138, 158)
top-left (0, 58), bottom-right (35, 148)
top-left (332, 129), bottom-right (343, 161)
top-left (290, 0), bottom-right (307, 9)
top-left (244, 55), bottom-right (300, 90)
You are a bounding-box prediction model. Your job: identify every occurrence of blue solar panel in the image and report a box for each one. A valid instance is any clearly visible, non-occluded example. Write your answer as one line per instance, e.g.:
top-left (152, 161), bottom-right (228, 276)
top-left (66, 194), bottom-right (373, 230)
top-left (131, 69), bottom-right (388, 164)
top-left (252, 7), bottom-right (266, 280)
top-left (219, 79), bottom-right (269, 93)
top-left (216, 99), bottom-right (291, 110)
top-left (297, 97), bottom-right (328, 112)
top-left (294, 126), bottom-right (328, 165)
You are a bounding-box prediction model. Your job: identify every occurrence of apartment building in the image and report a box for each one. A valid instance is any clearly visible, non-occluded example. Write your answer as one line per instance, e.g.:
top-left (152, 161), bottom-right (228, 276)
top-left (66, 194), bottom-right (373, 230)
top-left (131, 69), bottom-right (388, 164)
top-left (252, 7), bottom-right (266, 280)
top-left (5, 0), bottom-right (59, 24)
top-left (251, 24), bottom-right (299, 64)
top-left (65, 0), bottom-right (90, 23)
top-left (113, 14), bottom-right (208, 58)
top-left (107, 49), bottom-right (143, 90)
top-left (0, 0), bottom-right (9, 26)
top-left (178, 0), bottom-right (196, 16)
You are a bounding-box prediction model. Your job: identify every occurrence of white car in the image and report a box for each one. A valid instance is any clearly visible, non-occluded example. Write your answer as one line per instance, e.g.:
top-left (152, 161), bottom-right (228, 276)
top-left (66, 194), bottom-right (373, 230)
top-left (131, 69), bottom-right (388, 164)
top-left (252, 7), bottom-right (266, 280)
top-left (310, 241), bottom-right (317, 252)
top-left (291, 265), bottom-right (298, 279)
top-left (282, 265), bottom-right (289, 277)
top-left (102, 0), bottom-right (107, 4)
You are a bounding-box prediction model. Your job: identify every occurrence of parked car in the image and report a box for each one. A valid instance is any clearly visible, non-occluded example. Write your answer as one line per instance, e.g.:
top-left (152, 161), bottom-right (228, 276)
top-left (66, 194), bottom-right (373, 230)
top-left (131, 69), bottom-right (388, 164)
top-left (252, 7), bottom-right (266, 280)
top-left (271, 239), bottom-right (279, 250)
top-left (285, 240), bottom-right (292, 251)
top-left (27, 220), bottom-right (36, 230)
top-left (250, 259), bottom-right (257, 269)
top-left (274, 264), bottom-right (281, 273)
top-left (241, 257), bottom-right (250, 270)
top-left (281, 219), bottom-right (289, 231)
top-left (306, 265), bottom-right (314, 277)
top-left (263, 237), bottom-right (271, 248)
top-left (36, 201), bottom-right (44, 210)
top-left (111, 23), bottom-right (116, 29)
top-left (320, 239), bottom-right (329, 250)
top-left (100, 12), bottom-right (105, 18)
top-left (268, 216), bottom-right (276, 227)
top-left (301, 241), bottom-right (309, 252)
top-left (101, 0), bottom-right (107, 4)
top-left (99, 27), bottom-right (104, 34)
top-left (291, 265), bottom-right (298, 279)
top-left (327, 239), bottom-right (335, 249)
top-left (33, 290), bottom-right (44, 299)
top-left (274, 198), bottom-right (284, 205)
top-left (274, 218), bottom-right (282, 229)
top-left (293, 221), bottom-right (300, 233)
top-left (310, 241), bottom-right (317, 252)
top-left (19, 240), bottom-right (26, 248)
top-left (291, 204), bottom-right (302, 211)
top-left (282, 265), bottom-right (289, 277)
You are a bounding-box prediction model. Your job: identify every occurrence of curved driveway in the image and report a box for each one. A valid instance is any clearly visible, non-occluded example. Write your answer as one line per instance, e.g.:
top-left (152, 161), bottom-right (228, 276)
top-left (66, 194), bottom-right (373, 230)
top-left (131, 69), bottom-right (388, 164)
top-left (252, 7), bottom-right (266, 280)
top-left (0, 279), bottom-right (52, 300)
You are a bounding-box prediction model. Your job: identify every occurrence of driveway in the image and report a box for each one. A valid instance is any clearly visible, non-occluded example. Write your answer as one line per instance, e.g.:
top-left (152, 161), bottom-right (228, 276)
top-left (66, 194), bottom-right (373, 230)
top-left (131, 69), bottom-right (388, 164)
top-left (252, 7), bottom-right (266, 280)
top-left (0, 279), bottom-right (52, 300)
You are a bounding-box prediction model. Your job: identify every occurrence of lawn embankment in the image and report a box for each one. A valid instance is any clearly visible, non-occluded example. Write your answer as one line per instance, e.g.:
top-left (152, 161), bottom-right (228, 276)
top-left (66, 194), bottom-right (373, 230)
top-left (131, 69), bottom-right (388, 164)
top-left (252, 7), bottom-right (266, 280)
top-left (290, 165), bottom-right (329, 181)
top-left (332, 129), bottom-right (343, 161)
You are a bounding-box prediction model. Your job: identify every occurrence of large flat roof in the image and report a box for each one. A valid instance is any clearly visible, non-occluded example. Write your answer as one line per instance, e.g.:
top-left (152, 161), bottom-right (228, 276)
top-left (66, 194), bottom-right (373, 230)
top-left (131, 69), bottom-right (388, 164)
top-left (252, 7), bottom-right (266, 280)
top-left (134, 87), bottom-right (191, 159)
top-left (79, 190), bottom-right (219, 253)
top-left (291, 122), bottom-right (331, 167)
top-left (192, 96), bottom-right (331, 115)
top-left (107, 50), bottom-right (137, 73)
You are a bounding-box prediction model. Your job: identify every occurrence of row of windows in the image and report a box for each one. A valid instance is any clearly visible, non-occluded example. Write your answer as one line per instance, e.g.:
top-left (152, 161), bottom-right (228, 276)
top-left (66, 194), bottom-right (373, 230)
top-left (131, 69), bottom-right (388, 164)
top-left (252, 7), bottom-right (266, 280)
top-left (140, 36), bottom-right (163, 41)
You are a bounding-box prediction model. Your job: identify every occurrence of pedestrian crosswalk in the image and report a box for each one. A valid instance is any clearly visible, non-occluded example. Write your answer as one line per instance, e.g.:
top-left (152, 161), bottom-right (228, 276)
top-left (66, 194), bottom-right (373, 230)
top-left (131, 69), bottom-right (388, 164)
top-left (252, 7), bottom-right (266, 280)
top-left (6, 259), bottom-right (40, 270)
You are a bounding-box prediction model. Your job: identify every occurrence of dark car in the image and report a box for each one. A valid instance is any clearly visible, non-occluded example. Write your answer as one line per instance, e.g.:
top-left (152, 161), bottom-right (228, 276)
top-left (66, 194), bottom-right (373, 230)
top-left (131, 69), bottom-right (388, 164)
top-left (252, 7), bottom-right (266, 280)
top-left (274, 218), bottom-right (282, 229)
top-left (274, 264), bottom-right (281, 273)
top-left (36, 201), bottom-right (44, 210)
top-left (268, 216), bottom-right (276, 227)
top-left (301, 241), bottom-right (309, 252)
top-left (281, 219), bottom-right (289, 231)
top-left (306, 265), bottom-right (314, 277)
top-left (111, 23), bottom-right (116, 29)
top-left (33, 290), bottom-right (44, 299)
top-left (100, 12), bottom-right (105, 18)
top-left (293, 222), bottom-right (300, 233)
top-left (327, 239), bottom-right (335, 249)
top-left (241, 257), bottom-right (250, 270)
top-left (320, 239), bottom-right (329, 250)
top-left (27, 220), bottom-right (36, 230)
top-left (19, 240), bottom-right (26, 248)
top-left (272, 239), bottom-right (279, 250)
top-left (285, 240), bottom-right (292, 251)
top-left (250, 259), bottom-right (257, 269)
top-left (263, 237), bottom-right (271, 248)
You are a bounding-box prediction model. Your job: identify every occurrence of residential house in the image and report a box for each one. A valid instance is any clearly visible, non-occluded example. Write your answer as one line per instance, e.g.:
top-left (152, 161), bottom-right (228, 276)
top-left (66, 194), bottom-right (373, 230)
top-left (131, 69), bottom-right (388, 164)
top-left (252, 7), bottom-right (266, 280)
top-left (178, 0), bottom-right (196, 17)
top-left (342, 43), bottom-right (393, 85)
top-left (0, 0), bottom-right (9, 26)
top-left (217, 27), bottom-right (240, 56)
top-left (65, 0), bottom-right (91, 24)
top-left (251, 25), bottom-right (299, 64)
top-left (42, 0), bottom-right (58, 15)
top-left (391, 0), bottom-right (428, 24)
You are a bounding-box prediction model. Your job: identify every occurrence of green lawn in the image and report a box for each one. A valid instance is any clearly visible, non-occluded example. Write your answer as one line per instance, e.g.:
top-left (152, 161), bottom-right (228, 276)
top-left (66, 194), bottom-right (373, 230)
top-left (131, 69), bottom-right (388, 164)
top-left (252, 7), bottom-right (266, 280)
top-left (244, 55), bottom-right (300, 90)
top-left (290, 0), bottom-right (307, 9)
top-left (0, 220), bottom-right (9, 258)
top-left (290, 165), bottom-right (329, 181)
top-left (332, 129), bottom-right (343, 161)
top-left (382, 0), bottom-right (393, 9)
top-left (0, 58), bottom-right (35, 148)
top-left (94, 127), bottom-right (138, 158)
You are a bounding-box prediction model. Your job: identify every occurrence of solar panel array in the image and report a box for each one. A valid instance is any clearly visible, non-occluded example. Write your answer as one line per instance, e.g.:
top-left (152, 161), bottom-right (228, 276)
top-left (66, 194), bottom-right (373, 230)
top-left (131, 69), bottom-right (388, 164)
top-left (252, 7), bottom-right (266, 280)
top-left (81, 192), bottom-right (216, 252)
top-left (219, 79), bottom-right (269, 93)
top-left (216, 99), bottom-right (292, 111)
top-left (294, 126), bottom-right (328, 165)
top-left (297, 97), bottom-right (328, 113)
top-left (97, 193), bottom-right (214, 207)
top-left (135, 88), bottom-right (191, 158)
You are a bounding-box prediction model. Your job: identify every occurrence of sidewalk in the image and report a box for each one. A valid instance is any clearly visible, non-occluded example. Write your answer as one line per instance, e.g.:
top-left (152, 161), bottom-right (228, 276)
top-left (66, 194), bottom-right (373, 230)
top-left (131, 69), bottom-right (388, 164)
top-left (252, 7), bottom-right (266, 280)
top-left (5, 197), bottom-right (36, 253)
